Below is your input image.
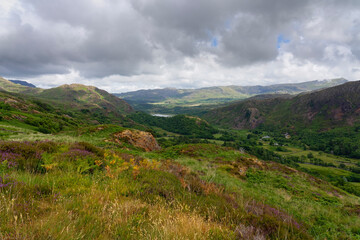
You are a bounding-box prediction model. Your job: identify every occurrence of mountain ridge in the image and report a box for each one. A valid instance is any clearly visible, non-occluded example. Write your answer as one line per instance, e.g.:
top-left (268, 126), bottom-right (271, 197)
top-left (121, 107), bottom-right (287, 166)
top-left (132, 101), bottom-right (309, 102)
top-left (0, 76), bottom-right (134, 124)
top-left (115, 78), bottom-right (348, 113)
top-left (202, 80), bottom-right (360, 130)
top-left (9, 80), bottom-right (36, 88)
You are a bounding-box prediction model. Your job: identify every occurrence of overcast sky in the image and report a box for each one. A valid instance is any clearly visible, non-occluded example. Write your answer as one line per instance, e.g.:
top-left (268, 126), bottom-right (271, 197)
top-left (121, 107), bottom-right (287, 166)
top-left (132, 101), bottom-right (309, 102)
top-left (0, 0), bottom-right (360, 92)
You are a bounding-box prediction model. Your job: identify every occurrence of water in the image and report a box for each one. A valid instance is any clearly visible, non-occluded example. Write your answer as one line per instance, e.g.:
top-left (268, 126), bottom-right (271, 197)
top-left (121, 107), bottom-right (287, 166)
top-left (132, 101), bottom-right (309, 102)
top-left (151, 114), bottom-right (173, 118)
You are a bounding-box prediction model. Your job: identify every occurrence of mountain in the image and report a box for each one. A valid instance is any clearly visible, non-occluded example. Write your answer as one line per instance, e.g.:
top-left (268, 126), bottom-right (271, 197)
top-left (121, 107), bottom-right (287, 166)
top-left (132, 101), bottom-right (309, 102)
top-left (9, 80), bottom-right (36, 88)
top-left (202, 80), bottom-right (360, 130)
top-left (0, 77), bottom-right (35, 93)
top-left (0, 90), bottom-right (82, 133)
top-left (33, 84), bottom-right (134, 124)
top-left (0, 76), bottom-right (133, 124)
top-left (36, 84), bottom-right (133, 113)
top-left (115, 78), bottom-right (348, 113)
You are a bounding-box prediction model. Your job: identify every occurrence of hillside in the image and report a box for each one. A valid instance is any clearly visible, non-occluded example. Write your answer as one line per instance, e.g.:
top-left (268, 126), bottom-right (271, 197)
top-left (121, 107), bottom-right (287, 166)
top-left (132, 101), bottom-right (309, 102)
top-left (116, 78), bottom-right (348, 113)
top-left (0, 77), bottom-right (39, 94)
top-left (35, 84), bottom-right (133, 116)
top-left (202, 80), bottom-right (360, 162)
top-left (0, 124), bottom-right (359, 239)
top-left (203, 80), bottom-right (360, 130)
top-left (0, 90), bottom-right (81, 134)
top-left (0, 77), bottom-right (134, 124)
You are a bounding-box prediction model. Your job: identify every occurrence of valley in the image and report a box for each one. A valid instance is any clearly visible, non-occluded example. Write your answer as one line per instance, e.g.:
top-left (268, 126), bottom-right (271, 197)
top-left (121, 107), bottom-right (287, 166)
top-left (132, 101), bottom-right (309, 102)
top-left (0, 77), bottom-right (359, 239)
top-left (116, 78), bottom-right (348, 114)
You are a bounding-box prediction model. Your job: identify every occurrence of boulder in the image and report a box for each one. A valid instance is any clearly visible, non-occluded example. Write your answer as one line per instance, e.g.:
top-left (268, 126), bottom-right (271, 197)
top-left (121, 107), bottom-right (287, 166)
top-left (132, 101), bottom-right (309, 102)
top-left (114, 129), bottom-right (161, 152)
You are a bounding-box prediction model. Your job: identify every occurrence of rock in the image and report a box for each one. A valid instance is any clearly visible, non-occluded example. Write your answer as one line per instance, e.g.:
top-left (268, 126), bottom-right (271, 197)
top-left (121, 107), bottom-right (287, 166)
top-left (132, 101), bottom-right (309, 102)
top-left (114, 129), bottom-right (161, 152)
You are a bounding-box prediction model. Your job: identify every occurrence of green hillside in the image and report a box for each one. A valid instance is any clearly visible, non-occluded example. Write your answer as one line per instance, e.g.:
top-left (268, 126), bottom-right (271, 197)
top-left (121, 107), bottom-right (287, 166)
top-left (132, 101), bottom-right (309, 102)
top-left (34, 84), bottom-right (133, 123)
top-left (0, 90), bottom-right (82, 134)
top-left (202, 80), bottom-right (360, 164)
top-left (0, 77), bottom-right (134, 124)
top-left (1, 123), bottom-right (359, 239)
top-left (203, 80), bottom-right (360, 130)
top-left (0, 77), bottom-right (40, 94)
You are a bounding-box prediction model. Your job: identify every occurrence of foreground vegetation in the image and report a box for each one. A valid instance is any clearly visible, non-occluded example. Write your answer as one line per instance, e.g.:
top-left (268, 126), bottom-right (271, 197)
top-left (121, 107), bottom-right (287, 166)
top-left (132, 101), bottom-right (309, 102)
top-left (1, 126), bottom-right (360, 239)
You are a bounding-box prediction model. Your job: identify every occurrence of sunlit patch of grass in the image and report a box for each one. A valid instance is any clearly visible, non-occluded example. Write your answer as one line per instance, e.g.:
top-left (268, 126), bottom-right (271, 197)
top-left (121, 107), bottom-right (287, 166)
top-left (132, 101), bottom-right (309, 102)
top-left (1, 169), bottom-right (233, 239)
top-left (7, 133), bottom-right (81, 143)
top-left (176, 153), bottom-right (360, 240)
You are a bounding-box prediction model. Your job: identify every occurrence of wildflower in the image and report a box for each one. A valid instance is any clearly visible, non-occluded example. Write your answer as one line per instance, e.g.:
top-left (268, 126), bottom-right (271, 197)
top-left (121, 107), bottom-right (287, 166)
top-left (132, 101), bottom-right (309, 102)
top-left (132, 165), bottom-right (140, 178)
top-left (105, 165), bottom-right (114, 178)
top-left (95, 160), bottom-right (103, 166)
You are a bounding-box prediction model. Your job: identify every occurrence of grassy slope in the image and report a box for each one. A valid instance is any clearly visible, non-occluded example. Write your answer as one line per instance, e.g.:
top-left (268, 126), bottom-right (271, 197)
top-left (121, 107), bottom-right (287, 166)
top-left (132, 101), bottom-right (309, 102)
top-left (0, 77), bottom-right (42, 95)
top-left (203, 80), bottom-right (360, 130)
top-left (0, 91), bottom-right (83, 134)
top-left (0, 77), bottom-right (33, 93)
top-left (0, 123), bottom-right (359, 239)
top-left (35, 84), bottom-right (133, 114)
top-left (0, 77), bottom-right (134, 125)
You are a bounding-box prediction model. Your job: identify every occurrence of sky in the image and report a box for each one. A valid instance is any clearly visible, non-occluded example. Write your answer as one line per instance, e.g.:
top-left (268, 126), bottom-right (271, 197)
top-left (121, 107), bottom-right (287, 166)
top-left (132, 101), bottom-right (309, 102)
top-left (0, 0), bottom-right (360, 93)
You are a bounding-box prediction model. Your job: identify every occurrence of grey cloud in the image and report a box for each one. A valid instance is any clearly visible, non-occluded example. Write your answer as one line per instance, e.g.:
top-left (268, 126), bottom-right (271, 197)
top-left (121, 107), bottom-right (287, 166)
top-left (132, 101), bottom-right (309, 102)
top-left (131, 0), bottom-right (313, 66)
top-left (0, 0), bottom-right (359, 81)
top-left (218, 15), bottom-right (278, 66)
top-left (1, 0), bottom-right (154, 78)
top-left (0, 17), bottom-right (82, 76)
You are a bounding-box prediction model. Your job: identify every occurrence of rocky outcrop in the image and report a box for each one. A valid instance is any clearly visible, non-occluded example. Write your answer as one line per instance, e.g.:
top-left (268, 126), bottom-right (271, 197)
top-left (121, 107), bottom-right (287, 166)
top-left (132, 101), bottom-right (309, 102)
top-left (114, 129), bottom-right (161, 152)
top-left (234, 107), bottom-right (264, 129)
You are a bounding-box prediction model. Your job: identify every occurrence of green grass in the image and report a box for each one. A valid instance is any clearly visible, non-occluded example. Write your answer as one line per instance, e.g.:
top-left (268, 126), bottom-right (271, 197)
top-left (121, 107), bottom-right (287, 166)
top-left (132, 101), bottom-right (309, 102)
top-left (174, 150), bottom-right (360, 240)
top-left (1, 137), bottom-right (360, 239)
top-left (271, 145), bottom-right (358, 166)
top-left (299, 164), bottom-right (352, 177)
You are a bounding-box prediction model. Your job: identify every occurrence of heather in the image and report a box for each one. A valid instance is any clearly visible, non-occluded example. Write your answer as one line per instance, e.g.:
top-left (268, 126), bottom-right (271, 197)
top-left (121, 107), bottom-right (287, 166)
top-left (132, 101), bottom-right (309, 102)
top-left (0, 139), bottom-right (359, 239)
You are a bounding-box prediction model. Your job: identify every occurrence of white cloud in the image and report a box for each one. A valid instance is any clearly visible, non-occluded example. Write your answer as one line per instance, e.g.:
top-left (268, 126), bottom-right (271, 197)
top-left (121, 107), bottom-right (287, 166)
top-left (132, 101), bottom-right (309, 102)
top-left (0, 0), bottom-right (359, 92)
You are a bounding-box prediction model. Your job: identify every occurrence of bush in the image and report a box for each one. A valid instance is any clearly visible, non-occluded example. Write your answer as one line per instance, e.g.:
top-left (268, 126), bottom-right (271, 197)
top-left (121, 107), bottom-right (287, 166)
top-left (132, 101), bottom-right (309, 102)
top-left (69, 142), bottom-right (104, 157)
top-left (0, 141), bottom-right (44, 172)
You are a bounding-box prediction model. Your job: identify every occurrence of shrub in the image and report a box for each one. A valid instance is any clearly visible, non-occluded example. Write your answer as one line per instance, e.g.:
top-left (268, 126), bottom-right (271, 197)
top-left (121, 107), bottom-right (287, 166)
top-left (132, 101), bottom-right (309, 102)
top-left (60, 149), bottom-right (96, 162)
top-left (36, 141), bottom-right (58, 153)
top-left (69, 142), bottom-right (104, 157)
top-left (0, 141), bottom-right (44, 172)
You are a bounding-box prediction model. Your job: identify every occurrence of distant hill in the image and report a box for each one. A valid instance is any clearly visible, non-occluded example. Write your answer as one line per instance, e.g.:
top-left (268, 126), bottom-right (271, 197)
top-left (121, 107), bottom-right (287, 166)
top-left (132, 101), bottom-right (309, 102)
top-left (35, 84), bottom-right (133, 116)
top-left (0, 76), bottom-right (133, 124)
top-left (0, 77), bottom-right (35, 93)
top-left (115, 78), bottom-right (348, 113)
top-left (0, 89), bottom-right (82, 133)
top-left (202, 80), bottom-right (360, 130)
top-left (9, 80), bottom-right (36, 88)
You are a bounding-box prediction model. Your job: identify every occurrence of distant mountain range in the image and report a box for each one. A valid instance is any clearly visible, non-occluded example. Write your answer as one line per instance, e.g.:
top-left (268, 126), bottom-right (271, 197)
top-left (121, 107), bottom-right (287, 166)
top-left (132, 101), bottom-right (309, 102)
top-left (1, 75), bottom-right (355, 130)
top-left (115, 78), bottom-right (348, 113)
top-left (202, 80), bottom-right (360, 130)
top-left (9, 80), bottom-right (36, 88)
